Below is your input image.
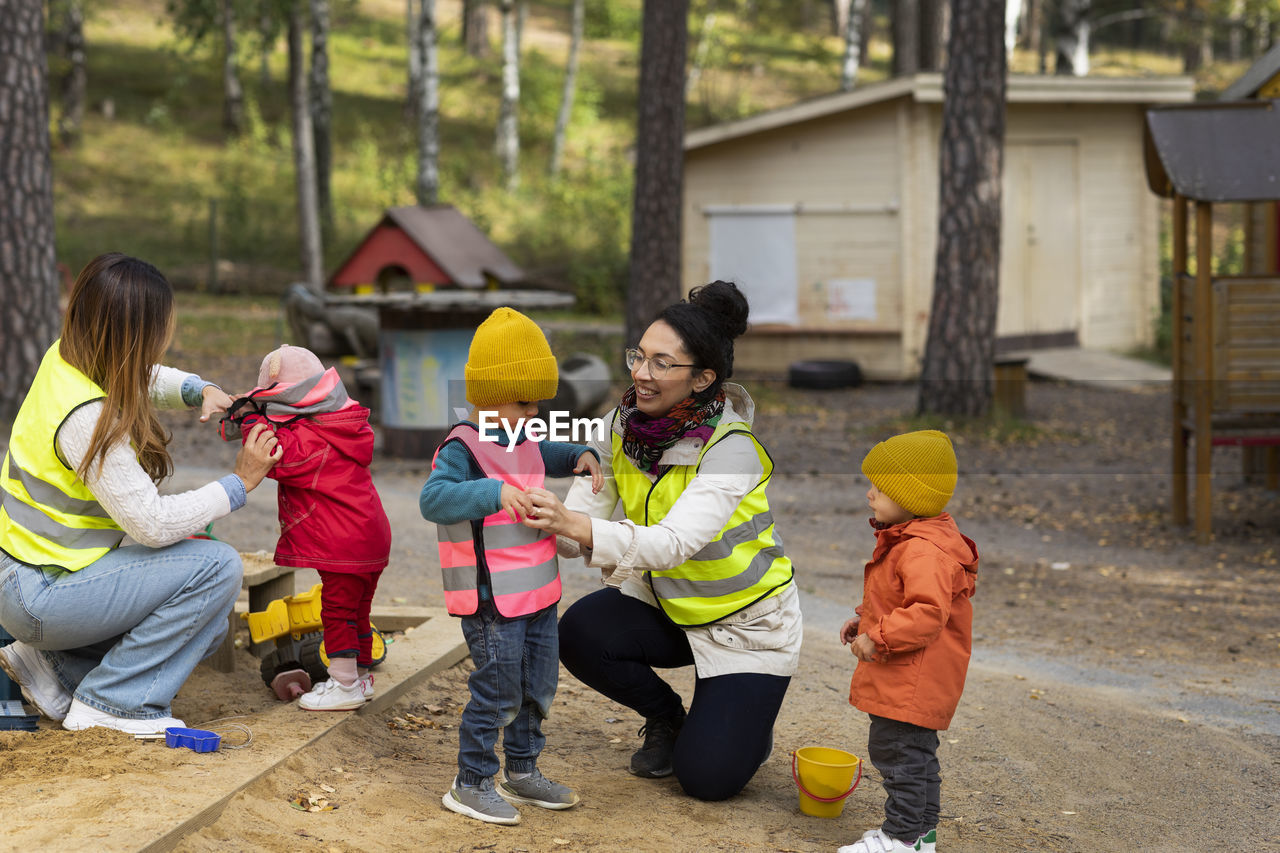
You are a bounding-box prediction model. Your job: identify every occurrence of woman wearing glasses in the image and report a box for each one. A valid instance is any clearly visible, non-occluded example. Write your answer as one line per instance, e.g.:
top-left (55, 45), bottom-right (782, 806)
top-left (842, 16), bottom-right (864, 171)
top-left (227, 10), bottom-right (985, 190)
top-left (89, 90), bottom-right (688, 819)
top-left (523, 280), bottom-right (801, 801)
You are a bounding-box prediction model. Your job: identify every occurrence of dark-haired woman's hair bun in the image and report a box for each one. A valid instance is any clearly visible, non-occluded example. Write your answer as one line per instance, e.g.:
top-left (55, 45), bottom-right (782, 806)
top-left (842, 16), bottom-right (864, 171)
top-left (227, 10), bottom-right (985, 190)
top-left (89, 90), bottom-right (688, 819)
top-left (687, 280), bottom-right (749, 340)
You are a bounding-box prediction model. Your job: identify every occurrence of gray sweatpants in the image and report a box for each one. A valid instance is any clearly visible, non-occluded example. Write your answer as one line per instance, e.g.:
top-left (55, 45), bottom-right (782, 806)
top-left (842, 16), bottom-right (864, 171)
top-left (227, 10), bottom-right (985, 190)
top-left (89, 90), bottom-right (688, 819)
top-left (868, 714), bottom-right (941, 843)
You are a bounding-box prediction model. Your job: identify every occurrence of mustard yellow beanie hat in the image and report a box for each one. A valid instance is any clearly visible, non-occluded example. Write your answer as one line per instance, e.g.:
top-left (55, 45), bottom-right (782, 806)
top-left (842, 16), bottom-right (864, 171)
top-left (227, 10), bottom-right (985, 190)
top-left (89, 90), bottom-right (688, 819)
top-left (860, 429), bottom-right (957, 518)
top-left (465, 307), bottom-right (559, 406)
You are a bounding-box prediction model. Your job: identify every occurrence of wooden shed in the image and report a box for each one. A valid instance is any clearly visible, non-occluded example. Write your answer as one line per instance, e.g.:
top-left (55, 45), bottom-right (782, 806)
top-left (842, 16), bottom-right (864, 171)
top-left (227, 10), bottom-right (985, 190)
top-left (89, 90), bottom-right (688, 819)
top-left (328, 204), bottom-right (526, 294)
top-left (681, 73), bottom-right (1195, 378)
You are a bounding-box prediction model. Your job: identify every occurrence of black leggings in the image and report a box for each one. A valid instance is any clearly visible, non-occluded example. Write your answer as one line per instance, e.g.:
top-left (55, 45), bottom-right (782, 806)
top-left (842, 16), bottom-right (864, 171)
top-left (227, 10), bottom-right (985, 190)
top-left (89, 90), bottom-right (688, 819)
top-left (558, 587), bottom-right (790, 801)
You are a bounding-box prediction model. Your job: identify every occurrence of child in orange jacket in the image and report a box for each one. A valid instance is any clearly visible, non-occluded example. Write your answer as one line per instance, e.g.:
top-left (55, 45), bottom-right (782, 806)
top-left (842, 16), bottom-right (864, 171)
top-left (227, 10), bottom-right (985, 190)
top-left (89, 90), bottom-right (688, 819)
top-left (837, 430), bottom-right (979, 853)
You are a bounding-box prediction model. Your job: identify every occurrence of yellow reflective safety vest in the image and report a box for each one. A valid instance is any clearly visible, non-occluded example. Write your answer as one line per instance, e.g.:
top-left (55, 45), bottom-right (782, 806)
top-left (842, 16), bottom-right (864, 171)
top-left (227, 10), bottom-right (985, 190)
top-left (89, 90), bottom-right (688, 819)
top-left (612, 416), bottom-right (792, 627)
top-left (0, 342), bottom-right (125, 571)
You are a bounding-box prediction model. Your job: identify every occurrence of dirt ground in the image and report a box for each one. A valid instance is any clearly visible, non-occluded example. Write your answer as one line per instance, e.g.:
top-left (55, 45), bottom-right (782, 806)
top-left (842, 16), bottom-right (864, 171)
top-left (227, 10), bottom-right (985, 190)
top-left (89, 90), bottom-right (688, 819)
top-left (2, 362), bottom-right (1278, 852)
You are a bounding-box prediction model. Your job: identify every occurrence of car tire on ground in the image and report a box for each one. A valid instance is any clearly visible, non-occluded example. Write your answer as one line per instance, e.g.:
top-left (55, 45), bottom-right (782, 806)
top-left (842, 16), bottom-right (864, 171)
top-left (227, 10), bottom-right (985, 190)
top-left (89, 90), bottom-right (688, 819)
top-left (787, 360), bottom-right (863, 390)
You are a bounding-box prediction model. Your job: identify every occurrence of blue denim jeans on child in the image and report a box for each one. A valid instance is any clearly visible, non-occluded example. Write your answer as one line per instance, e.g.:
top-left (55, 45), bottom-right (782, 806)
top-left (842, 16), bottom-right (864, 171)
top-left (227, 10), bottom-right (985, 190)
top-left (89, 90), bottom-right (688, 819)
top-left (0, 539), bottom-right (242, 721)
top-left (457, 605), bottom-right (558, 786)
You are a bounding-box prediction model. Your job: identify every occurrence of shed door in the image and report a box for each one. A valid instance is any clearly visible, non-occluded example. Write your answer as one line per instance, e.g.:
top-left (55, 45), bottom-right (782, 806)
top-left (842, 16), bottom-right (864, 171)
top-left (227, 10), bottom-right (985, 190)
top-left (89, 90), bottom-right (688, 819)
top-left (997, 142), bottom-right (1080, 343)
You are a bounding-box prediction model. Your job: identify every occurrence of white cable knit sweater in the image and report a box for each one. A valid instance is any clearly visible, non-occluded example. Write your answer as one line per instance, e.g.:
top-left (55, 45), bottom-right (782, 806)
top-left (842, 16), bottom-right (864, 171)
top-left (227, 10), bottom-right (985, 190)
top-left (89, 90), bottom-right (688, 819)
top-left (55, 366), bottom-right (235, 549)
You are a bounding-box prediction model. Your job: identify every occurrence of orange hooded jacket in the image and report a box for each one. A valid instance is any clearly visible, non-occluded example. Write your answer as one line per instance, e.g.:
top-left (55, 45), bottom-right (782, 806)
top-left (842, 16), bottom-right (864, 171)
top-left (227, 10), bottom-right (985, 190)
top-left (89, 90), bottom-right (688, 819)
top-left (849, 513), bottom-right (979, 731)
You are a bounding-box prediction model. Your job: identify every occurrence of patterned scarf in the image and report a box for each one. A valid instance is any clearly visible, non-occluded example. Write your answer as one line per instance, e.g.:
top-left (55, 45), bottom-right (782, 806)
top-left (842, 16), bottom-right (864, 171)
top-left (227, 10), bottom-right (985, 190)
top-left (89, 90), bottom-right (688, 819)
top-left (618, 386), bottom-right (725, 475)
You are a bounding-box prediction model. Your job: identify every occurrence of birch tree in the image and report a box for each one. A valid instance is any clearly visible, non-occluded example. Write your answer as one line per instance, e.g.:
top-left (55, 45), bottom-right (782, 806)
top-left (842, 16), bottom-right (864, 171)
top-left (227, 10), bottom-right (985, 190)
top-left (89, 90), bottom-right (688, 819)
top-left (549, 0), bottom-right (584, 176)
top-left (416, 0), bottom-right (439, 204)
top-left (221, 0), bottom-right (244, 133)
top-left (495, 0), bottom-right (520, 190)
top-left (310, 0), bottom-right (333, 237)
top-left (0, 0), bottom-right (60, 422)
top-left (840, 0), bottom-right (867, 90)
top-left (288, 0), bottom-right (323, 289)
top-left (917, 0), bottom-right (1007, 417)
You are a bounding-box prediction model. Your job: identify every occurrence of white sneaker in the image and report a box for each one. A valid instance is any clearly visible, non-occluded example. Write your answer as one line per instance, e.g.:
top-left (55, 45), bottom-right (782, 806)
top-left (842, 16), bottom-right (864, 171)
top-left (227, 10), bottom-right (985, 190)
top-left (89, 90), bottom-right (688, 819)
top-left (838, 828), bottom-right (934, 853)
top-left (298, 677), bottom-right (368, 711)
top-left (358, 672), bottom-right (374, 700)
top-left (0, 642), bottom-right (72, 721)
top-left (62, 698), bottom-right (184, 735)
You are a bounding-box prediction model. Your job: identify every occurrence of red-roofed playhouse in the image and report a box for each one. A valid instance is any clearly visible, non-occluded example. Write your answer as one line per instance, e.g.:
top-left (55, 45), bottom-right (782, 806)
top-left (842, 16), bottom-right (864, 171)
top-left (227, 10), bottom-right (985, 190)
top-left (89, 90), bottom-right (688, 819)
top-left (322, 205), bottom-right (574, 457)
top-left (328, 204), bottom-right (527, 293)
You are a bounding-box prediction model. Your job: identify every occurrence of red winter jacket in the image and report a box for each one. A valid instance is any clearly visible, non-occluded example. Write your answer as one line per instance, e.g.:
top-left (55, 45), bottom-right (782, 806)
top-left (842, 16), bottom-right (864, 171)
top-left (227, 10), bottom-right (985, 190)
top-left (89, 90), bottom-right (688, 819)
top-left (242, 406), bottom-right (391, 574)
top-left (849, 513), bottom-right (978, 731)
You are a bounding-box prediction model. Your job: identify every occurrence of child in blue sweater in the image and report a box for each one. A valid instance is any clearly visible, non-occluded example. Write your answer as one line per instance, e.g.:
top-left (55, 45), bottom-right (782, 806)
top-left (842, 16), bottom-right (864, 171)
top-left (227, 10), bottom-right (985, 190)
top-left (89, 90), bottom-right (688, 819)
top-left (420, 307), bottom-right (601, 826)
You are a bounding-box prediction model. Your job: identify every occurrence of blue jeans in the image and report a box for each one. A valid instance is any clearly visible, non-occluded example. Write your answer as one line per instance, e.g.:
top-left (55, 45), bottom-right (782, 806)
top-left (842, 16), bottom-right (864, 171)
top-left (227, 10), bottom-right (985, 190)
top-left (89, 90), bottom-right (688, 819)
top-left (456, 605), bottom-right (558, 785)
top-left (0, 539), bottom-right (242, 720)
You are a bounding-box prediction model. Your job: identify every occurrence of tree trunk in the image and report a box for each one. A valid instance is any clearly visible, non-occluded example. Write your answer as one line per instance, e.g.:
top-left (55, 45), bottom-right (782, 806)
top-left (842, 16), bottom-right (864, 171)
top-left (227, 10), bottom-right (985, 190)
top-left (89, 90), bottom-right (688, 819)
top-left (626, 0), bottom-right (689, 348)
top-left (919, 0), bottom-right (949, 72)
top-left (0, 0), bottom-right (60, 423)
top-left (57, 0), bottom-right (85, 145)
top-left (892, 0), bottom-right (920, 76)
top-left (221, 0), bottom-right (244, 134)
top-left (1004, 0), bottom-right (1022, 54)
top-left (495, 0), bottom-right (520, 191)
top-left (840, 0), bottom-right (868, 91)
top-left (550, 0), bottom-right (584, 176)
top-left (830, 0), bottom-right (852, 37)
top-left (462, 0), bottom-right (490, 58)
top-left (1228, 0), bottom-right (1243, 62)
top-left (1054, 0), bottom-right (1091, 75)
top-left (917, 0), bottom-right (1007, 418)
top-left (1254, 9), bottom-right (1271, 60)
top-left (288, 2), bottom-right (324, 289)
top-left (1022, 0), bottom-right (1042, 56)
top-left (310, 0), bottom-right (333, 240)
top-left (416, 0), bottom-right (439, 205)
top-left (407, 0), bottom-right (421, 117)
top-left (1181, 0), bottom-right (1202, 72)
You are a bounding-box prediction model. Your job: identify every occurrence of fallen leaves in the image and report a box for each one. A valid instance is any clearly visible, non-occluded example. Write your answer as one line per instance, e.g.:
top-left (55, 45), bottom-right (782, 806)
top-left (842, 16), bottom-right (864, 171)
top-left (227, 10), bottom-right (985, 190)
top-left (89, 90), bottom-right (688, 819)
top-left (290, 790), bottom-right (339, 812)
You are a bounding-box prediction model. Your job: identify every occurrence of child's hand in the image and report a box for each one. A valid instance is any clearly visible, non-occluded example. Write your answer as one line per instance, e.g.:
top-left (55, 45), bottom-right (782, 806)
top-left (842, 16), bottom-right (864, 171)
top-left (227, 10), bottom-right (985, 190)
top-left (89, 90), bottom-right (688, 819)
top-left (575, 451), bottom-right (603, 493)
top-left (500, 483), bottom-right (534, 522)
top-left (850, 633), bottom-right (879, 663)
top-left (839, 616), bottom-right (861, 645)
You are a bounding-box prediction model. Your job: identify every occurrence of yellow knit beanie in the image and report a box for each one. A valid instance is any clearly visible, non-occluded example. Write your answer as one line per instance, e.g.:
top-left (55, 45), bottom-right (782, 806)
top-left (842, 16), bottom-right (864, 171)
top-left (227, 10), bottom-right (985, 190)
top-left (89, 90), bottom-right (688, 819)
top-left (860, 429), bottom-right (957, 518)
top-left (464, 307), bottom-right (559, 406)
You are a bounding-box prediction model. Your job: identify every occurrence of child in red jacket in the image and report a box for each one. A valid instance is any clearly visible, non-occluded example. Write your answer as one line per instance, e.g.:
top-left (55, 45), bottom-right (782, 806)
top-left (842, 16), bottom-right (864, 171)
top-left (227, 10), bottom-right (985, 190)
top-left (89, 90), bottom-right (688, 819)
top-left (837, 430), bottom-right (978, 853)
top-left (223, 345), bottom-right (392, 711)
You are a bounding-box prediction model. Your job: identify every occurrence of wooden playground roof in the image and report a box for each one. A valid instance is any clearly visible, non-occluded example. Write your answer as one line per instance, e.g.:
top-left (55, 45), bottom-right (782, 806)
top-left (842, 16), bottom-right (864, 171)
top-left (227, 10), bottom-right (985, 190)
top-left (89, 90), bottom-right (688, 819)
top-left (1144, 99), bottom-right (1280, 203)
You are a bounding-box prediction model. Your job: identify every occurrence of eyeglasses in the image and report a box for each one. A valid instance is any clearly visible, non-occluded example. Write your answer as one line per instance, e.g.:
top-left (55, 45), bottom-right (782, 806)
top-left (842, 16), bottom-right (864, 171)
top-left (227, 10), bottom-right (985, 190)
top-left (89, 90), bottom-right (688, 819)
top-left (624, 348), bottom-right (695, 379)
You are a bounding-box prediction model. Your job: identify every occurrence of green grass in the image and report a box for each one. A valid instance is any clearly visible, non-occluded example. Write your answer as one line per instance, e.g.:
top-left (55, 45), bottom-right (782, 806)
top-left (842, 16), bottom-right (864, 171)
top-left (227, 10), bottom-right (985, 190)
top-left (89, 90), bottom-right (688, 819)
top-left (167, 292), bottom-right (289, 360)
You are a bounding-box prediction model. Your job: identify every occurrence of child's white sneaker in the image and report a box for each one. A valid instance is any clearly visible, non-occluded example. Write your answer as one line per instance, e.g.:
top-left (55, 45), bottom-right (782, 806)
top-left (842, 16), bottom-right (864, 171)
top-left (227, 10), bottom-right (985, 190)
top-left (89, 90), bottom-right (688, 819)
top-left (357, 672), bottom-right (374, 700)
top-left (298, 678), bottom-right (368, 711)
top-left (838, 828), bottom-right (936, 853)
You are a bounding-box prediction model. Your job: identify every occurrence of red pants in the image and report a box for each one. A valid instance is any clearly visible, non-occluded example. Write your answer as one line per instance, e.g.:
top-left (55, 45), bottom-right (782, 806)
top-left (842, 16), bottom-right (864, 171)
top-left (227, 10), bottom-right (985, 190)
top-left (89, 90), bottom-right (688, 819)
top-left (318, 570), bottom-right (383, 668)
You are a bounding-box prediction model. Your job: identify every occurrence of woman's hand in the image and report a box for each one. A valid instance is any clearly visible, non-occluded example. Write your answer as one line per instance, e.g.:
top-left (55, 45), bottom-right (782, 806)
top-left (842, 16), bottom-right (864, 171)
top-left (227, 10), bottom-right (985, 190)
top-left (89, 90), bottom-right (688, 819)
top-left (523, 487), bottom-right (593, 548)
top-left (199, 385), bottom-right (234, 423)
top-left (839, 615), bottom-right (861, 646)
top-left (500, 483), bottom-right (534, 522)
top-left (234, 422), bottom-right (282, 492)
top-left (575, 451), bottom-right (604, 494)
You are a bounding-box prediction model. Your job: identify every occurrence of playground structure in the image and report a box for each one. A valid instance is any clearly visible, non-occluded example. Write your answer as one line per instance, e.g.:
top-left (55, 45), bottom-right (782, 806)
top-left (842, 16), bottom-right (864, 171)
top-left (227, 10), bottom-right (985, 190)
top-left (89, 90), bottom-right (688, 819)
top-left (1145, 98), bottom-right (1280, 543)
top-left (242, 583), bottom-right (386, 700)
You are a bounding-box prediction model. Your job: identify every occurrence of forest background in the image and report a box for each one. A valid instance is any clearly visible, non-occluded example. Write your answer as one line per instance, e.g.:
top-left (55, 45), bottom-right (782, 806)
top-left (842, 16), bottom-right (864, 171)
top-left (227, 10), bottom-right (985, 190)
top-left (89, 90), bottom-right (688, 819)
top-left (39, 0), bottom-right (1277, 329)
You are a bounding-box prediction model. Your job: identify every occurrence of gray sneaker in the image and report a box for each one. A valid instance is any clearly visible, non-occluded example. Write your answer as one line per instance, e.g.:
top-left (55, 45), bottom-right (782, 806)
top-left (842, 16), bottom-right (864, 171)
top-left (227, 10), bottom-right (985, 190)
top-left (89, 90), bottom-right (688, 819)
top-left (442, 776), bottom-right (520, 825)
top-left (498, 768), bottom-right (580, 810)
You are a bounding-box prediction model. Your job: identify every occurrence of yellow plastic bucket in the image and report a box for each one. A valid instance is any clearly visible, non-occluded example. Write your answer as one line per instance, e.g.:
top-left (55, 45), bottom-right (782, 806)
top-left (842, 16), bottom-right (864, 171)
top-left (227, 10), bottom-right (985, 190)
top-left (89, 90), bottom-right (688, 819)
top-left (791, 746), bottom-right (862, 818)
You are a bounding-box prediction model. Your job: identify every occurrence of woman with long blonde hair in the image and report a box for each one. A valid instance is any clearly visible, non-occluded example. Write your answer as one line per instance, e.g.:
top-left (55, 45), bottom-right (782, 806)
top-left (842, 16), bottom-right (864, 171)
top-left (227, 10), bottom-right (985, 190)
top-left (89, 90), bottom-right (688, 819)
top-left (0, 253), bottom-right (281, 734)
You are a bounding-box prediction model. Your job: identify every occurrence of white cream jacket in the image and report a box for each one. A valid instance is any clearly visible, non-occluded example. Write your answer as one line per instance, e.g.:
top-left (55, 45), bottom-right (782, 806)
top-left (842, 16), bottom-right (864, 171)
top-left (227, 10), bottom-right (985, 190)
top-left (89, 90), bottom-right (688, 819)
top-left (558, 384), bottom-right (802, 678)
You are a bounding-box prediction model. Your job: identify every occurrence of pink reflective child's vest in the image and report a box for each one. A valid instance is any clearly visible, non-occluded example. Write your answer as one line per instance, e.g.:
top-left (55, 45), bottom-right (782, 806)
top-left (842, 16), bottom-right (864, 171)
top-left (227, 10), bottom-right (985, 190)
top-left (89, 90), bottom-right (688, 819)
top-left (432, 425), bottom-right (561, 618)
